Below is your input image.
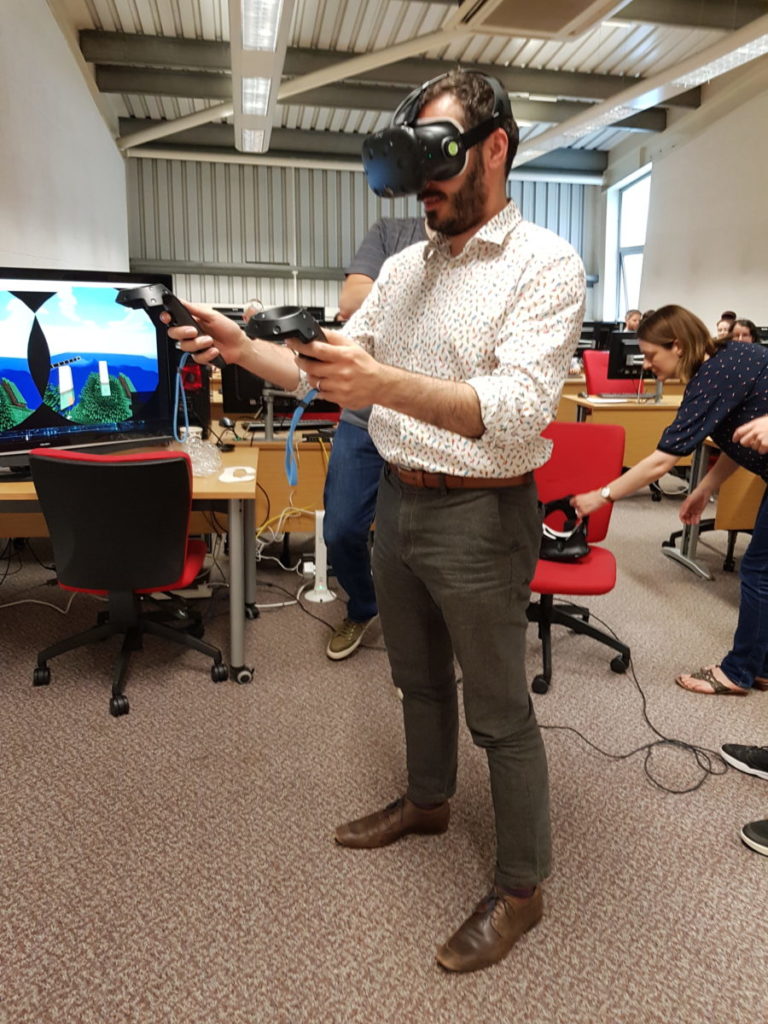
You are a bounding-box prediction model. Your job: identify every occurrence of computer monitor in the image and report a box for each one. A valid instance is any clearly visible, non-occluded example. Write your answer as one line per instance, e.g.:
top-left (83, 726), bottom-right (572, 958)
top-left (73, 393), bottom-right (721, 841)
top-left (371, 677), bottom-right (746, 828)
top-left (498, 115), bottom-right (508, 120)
top-left (0, 267), bottom-right (177, 473)
top-left (581, 321), bottom-right (621, 350)
top-left (607, 330), bottom-right (645, 379)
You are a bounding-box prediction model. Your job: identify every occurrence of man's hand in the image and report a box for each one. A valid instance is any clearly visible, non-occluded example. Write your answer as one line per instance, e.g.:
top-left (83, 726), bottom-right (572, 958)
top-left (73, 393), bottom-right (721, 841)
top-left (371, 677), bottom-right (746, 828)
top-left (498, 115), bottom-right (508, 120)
top-left (163, 301), bottom-right (248, 367)
top-left (733, 415), bottom-right (768, 454)
top-left (287, 328), bottom-right (386, 408)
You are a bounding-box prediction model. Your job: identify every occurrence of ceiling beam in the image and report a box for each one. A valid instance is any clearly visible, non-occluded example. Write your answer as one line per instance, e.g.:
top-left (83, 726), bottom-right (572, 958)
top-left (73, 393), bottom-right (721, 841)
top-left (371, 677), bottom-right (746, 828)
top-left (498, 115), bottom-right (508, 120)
top-left (81, 32), bottom-right (700, 108)
top-left (403, 0), bottom-right (768, 27)
top-left (102, 67), bottom-right (666, 129)
top-left (118, 118), bottom-right (609, 178)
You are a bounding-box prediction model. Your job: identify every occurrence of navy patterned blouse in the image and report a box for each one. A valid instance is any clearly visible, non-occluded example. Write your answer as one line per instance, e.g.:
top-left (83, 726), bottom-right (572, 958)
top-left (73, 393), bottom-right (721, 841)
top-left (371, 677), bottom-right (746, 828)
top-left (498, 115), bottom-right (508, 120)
top-left (657, 342), bottom-right (768, 480)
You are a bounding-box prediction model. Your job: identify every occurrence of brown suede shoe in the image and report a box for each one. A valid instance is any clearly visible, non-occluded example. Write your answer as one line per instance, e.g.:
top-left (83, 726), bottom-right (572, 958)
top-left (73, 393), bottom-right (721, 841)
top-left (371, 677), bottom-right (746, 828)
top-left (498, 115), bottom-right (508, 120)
top-left (436, 886), bottom-right (543, 973)
top-left (334, 796), bottom-right (450, 849)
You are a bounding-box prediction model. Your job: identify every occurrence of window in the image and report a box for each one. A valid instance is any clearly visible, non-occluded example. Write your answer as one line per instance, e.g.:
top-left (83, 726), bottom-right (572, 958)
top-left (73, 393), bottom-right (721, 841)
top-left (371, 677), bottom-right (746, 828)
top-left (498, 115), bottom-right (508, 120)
top-left (616, 172), bottom-right (650, 315)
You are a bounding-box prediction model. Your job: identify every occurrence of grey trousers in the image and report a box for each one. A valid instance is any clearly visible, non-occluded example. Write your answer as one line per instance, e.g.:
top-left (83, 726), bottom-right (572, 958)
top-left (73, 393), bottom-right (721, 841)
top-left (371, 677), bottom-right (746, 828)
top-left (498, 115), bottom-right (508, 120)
top-left (371, 466), bottom-right (551, 889)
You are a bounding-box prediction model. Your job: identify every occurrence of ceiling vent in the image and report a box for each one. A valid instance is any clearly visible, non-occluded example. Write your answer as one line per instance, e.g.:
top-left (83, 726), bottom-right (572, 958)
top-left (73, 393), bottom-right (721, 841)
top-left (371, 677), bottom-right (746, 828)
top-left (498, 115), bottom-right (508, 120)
top-left (450, 0), bottom-right (634, 40)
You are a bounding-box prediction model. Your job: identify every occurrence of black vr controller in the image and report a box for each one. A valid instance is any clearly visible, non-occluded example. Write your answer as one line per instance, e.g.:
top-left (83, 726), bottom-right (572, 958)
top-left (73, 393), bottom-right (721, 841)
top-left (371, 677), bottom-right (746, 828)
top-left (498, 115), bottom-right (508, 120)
top-left (245, 305), bottom-right (325, 360)
top-left (115, 283), bottom-right (227, 370)
top-left (245, 305), bottom-right (325, 344)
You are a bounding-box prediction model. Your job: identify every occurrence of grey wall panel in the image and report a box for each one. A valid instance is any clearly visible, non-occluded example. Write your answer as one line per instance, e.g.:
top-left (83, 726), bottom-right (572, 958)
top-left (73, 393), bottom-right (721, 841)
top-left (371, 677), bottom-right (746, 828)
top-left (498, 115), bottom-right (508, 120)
top-left (128, 159), bottom-right (591, 308)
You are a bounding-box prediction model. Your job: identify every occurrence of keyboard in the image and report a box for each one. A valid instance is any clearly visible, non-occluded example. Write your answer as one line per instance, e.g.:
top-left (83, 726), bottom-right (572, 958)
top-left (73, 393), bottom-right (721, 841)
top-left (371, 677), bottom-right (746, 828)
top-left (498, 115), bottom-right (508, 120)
top-left (596, 392), bottom-right (652, 400)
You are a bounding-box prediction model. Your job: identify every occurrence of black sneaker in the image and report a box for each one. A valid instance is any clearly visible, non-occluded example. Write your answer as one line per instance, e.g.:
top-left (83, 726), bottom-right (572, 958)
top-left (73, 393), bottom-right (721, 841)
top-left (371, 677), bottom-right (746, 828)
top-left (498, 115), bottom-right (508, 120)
top-left (721, 744), bottom-right (768, 781)
top-left (740, 819), bottom-right (768, 856)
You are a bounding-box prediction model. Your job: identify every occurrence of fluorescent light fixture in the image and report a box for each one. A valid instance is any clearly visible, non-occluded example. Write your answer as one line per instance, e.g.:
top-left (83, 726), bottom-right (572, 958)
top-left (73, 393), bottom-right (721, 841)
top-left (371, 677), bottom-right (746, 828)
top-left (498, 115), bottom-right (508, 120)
top-left (670, 35), bottom-right (768, 89)
top-left (242, 0), bottom-right (284, 51)
top-left (230, 0), bottom-right (295, 153)
top-left (242, 77), bottom-right (272, 115)
top-left (241, 129), bottom-right (266, 151)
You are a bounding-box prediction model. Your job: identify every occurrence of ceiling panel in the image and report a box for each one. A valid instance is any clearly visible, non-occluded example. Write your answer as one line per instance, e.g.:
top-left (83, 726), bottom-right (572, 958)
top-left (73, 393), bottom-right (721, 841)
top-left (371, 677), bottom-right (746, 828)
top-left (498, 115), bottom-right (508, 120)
top-left (52, 0), bottom-right (768, 176)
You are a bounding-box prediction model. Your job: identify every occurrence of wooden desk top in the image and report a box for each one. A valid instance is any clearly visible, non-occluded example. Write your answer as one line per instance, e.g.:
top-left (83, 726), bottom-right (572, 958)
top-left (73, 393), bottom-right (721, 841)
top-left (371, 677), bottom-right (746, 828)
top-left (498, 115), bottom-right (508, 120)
top-left (562, 394), bottom-right (682, 412)
top-left (0, 445), bottom-right (260, 504)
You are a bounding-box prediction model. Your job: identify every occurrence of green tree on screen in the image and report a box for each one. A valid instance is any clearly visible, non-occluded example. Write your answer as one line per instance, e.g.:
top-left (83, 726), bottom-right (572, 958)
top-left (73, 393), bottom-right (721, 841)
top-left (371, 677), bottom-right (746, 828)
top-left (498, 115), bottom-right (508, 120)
top-left (70, 372), bottom-right (132, 424)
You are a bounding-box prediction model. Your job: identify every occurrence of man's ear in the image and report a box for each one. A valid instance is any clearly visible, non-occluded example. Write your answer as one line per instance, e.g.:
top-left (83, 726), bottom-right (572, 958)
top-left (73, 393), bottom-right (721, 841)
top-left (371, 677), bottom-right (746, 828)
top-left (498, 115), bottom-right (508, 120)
top-left (483, 126), bottom-right (508, 172)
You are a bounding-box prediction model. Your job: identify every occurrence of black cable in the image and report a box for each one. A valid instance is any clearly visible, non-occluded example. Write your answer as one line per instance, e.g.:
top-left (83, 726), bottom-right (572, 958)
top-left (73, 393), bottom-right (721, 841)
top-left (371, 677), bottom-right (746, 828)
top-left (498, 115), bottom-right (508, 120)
top-left (23, 538), bottom-right (56, 572)
top-left (539, 603), bottom-right (728, 794)
top-left (256, 481), bottom-right (271, 530)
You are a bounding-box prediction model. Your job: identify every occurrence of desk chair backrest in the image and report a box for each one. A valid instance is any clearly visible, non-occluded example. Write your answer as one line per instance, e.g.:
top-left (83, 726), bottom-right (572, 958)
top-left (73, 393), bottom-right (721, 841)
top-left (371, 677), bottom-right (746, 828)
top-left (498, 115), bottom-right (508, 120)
top-left (582, 349), bottom-right (638, 396)
top-left (29, 449), bottom-right (193, 592)
top-left (535, 422), bottom-right (625, 544)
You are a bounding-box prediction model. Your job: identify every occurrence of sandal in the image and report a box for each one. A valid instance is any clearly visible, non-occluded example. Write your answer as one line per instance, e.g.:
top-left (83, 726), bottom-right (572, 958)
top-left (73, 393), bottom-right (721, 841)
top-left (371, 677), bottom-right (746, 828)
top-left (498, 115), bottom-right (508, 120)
top-left (675, 666), bottom-right (748, 696)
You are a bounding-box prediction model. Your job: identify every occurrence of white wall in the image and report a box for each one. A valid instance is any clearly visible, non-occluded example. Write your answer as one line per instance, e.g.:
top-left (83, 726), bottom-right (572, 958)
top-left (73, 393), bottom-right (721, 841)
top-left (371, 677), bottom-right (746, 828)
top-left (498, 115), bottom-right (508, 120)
top-left (638, 57), bottom-right (768, 328)
top-left (0, 0), bottom-right (129, 271)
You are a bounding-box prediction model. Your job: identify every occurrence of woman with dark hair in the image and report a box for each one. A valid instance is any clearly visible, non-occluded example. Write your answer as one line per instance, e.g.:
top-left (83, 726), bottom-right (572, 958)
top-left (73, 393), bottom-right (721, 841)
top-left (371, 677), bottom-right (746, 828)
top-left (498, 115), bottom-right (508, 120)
top-left (731, 318), bottom-right (761, 343)
top-left (573, 303), bottom-right (768, 695)
top-left (716, 310), bottom-right (736, 339)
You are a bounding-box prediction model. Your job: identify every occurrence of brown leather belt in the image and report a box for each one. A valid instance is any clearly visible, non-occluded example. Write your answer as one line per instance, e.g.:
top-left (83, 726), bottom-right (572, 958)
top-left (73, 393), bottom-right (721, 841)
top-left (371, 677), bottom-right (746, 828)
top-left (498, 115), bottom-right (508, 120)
top-left (388, 464), bottom-right (532, 490)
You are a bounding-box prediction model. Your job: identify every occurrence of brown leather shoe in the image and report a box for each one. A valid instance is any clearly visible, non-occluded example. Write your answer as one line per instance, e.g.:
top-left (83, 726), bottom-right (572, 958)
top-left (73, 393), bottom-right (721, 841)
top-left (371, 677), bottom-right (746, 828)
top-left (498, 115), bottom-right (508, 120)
top-left (334, 796), bottom-right (449, 849)
top-left (436, 886), bottom-right (543, 973)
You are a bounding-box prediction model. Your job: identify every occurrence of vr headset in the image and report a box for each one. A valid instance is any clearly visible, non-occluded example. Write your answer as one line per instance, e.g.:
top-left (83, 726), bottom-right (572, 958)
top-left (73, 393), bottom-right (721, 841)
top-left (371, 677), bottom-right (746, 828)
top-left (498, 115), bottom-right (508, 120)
top-left (361, 72), bottom-right (513, 199)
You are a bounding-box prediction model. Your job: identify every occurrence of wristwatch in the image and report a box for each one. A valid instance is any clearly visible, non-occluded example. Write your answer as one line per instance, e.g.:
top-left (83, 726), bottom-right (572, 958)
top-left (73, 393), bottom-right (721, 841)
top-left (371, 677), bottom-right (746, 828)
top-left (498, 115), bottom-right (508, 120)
top-left (600, 485), bottom-right (613, 502)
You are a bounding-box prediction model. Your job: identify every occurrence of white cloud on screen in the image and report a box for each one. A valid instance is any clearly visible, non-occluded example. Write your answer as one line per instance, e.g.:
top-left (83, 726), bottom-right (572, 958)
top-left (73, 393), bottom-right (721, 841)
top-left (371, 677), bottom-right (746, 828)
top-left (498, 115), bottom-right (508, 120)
top-left (0, 294), bottom-right (36, 359)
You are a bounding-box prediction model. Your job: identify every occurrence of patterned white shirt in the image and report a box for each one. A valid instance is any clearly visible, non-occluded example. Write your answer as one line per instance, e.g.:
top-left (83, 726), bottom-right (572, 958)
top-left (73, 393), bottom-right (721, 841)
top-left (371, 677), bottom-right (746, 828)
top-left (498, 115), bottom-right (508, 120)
top-left (342, 200), bottom-right (585, 476)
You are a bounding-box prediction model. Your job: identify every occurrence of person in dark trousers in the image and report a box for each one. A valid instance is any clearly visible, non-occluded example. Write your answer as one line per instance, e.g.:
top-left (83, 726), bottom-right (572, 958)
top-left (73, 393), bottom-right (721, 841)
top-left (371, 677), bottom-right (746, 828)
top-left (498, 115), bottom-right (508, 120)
top-left (574, 304), bottom-right (768, 697)
top-left (323, 217), bottom-right (428, 660)
top-left (168, 69), bottom-right (585, 973)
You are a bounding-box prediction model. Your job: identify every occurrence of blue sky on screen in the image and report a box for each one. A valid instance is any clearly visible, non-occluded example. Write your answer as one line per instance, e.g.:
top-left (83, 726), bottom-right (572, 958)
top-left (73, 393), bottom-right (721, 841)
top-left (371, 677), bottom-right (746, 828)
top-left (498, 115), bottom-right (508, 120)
top-left (0, 286), bottom-right (158, 360)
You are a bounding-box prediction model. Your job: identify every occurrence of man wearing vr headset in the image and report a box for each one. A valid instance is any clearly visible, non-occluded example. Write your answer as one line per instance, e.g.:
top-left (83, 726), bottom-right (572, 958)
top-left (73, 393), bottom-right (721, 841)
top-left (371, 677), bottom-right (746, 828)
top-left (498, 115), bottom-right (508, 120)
top-left (168, 68), bottom-right (585, 974)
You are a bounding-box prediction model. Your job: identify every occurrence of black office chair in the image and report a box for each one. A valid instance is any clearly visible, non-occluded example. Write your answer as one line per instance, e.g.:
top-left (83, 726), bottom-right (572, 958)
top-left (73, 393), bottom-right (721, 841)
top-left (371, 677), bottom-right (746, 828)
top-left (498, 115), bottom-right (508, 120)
top-left (29, 448), bottom-right (229, 716)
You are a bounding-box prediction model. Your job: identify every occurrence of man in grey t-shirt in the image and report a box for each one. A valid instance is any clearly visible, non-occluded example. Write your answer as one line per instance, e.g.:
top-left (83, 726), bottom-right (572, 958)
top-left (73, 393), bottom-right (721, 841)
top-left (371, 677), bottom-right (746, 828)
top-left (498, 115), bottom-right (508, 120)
top-left (323, 217), bottom-right (428, 660)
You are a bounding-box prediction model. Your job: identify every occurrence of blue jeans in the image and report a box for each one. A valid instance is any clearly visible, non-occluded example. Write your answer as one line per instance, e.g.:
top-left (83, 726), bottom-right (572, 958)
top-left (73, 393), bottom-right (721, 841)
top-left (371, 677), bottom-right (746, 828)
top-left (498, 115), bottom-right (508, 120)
top-left (722, 488), bottom-right (768, 689)
top-left (323, 420), bottom-right (382, 622)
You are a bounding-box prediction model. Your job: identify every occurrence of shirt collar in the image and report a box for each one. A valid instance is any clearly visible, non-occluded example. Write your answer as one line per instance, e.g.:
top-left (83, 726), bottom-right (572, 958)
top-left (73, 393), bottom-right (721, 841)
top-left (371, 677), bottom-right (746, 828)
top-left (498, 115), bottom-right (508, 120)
top-left (424, 200), bottom-right (522, 262)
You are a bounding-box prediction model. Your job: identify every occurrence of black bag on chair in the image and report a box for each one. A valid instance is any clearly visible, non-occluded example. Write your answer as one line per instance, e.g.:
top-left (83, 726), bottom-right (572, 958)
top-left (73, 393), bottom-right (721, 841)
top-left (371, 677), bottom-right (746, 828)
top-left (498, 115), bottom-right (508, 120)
top-left (540, 495), bottom-right (589, 562)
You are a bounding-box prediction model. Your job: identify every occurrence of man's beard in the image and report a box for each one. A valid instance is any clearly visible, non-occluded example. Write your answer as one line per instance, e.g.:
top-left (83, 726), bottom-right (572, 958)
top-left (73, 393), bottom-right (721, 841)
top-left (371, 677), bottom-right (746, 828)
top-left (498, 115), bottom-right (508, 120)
top-left (420, 154), bottom-right (487, 236)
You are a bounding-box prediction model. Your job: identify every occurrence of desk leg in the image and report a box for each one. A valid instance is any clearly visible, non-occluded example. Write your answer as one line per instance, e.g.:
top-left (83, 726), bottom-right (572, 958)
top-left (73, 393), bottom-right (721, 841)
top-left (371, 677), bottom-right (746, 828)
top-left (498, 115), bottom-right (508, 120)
top-left (660, 443), bottom-right (714, 581)
top-left (227, 498), bottom-right (254, 683)
top-left (243, 498), bottom-right (258, 619)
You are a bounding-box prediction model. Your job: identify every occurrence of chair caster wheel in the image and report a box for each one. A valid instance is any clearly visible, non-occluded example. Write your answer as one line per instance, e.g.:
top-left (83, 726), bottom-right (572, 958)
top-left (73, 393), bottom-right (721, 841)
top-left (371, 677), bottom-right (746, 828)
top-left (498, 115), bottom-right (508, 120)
top-left (233, 666), bottom-right (253, 684)
top-left (531, 674), bottom-right (550, 694)
top-left (610, 655), bottom-right (629, 674)
top-left (33, 666), bottom-right (51, 687)
top-left (109, 694), bottom-right (130, 717)
top-left (651, 492), bottom-right (662, 502)
top-left (211, 663), bottom-right (229, 683)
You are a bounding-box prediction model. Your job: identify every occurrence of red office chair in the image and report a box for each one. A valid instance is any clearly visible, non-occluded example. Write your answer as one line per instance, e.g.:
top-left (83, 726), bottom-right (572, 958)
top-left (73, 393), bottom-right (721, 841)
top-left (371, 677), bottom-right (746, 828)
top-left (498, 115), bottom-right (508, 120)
top-left (581, 350), bottom-right (662, 503)
top-left (582, 349), bottom-right (639, 397)
top-left (527, 422), bottom-right (630, 694)
top-left (29, 449), bottom-right (229, 716)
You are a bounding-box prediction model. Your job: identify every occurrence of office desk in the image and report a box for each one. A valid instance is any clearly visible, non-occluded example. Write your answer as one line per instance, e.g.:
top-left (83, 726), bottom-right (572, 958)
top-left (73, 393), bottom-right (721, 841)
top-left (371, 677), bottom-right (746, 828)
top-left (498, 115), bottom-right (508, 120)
top-left (0, 448), bottom-right (259, 683)
top-left (561, 395), bottom-right (683, 466)
top-left (662, 441), bottom-right (765, 580)
top-left (254, 438), bottom-right (331, 532)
